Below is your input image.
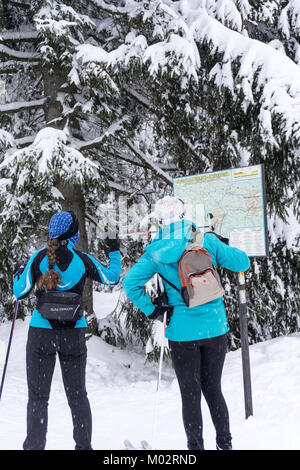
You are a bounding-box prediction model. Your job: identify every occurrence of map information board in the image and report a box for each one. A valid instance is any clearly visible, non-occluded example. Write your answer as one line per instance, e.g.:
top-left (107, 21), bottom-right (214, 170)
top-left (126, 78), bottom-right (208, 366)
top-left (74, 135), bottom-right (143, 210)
top-left (173, 164), bottom-right (268, 257)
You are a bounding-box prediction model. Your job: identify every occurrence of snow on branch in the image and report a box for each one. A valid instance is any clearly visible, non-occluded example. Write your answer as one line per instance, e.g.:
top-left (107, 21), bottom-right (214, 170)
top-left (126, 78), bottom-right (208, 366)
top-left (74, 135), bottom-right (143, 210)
top-left (125, 86), bottom-right (210, 171)
top-left (278, 0), bottom-right (300, 39)
top-left (143, 33), bottom-right (200, 80)
top-left (125, 139), bottom-right (173, 185)
top-left (0, 60), bottom-right (40, 74)
top-left (6, 0), bottom-right (31, 8)
top-left (201, 0), bottom-right (244, 31)
top-left (185, 8), bottom-right (300, 143)
top-left (0, 98), bottom-right (47, 115)
top-left (75, 111), bottom-right (177, 176)
top-left (0, 31), bottom-right (39, 42)
top-left (76, 29), bottom-right (200, 82)
top-left (33, 0), bottom-right (96, 48)
top-left (88, 0), bottom-right (130, 15)
top-left (0, 129), bottom-right (15, 148)
top-left (0, 127), bottom-right (100, 190)
top-left (14, 135), bottom-right (35, 148)
top-left (76, 116), bottom-right (130, 151)
top-left (0, 44), bottom-right (40, 61)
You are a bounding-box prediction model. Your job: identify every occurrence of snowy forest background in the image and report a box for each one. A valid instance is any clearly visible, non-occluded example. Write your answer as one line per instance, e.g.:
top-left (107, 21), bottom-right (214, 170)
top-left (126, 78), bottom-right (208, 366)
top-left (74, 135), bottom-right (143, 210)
top-left (0, 0), bottom-right (299, 360)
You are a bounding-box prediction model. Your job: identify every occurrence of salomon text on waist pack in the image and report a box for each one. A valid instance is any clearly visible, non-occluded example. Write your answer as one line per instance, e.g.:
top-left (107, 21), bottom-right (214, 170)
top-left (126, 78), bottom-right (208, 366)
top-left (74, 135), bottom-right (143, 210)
top-left (36, 291), bottom-right (83, 321)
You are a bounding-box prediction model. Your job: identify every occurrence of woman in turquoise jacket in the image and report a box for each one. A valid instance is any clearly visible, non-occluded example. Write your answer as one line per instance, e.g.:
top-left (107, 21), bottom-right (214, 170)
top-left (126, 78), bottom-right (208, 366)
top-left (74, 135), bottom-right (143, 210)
top-left (13, 210), bottom-right (121, 450)
top-left (123, 196), bottom-right (250, 450)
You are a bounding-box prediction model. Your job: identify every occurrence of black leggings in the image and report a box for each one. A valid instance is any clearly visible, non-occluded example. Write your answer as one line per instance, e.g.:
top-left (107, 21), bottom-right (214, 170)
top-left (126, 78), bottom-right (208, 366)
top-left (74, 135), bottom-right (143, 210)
top-left (169, 334), bottom-right (231, 450)
top-left (23, 326), bottom-right (92, 450)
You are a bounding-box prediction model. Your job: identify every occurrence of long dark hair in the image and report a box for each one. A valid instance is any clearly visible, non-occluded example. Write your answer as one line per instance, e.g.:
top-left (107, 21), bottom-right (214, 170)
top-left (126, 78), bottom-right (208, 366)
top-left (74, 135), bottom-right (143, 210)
top-left (38, 238), bottom-right (60, 290)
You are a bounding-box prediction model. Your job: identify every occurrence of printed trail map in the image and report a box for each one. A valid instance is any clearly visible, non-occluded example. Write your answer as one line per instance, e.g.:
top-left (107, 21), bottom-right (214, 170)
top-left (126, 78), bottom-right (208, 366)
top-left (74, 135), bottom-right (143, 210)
top-left (173, 164), bottom-right (268, 257)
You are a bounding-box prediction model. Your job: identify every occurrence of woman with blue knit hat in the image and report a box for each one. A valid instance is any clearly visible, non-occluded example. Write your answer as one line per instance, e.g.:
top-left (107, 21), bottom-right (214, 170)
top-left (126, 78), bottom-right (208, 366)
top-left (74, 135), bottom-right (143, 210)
top-left (13, 210), bottom-right (121, 450)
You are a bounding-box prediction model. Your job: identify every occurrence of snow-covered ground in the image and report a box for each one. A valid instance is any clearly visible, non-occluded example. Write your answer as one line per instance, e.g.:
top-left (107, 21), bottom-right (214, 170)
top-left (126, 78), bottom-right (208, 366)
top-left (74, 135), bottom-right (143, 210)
top-left (1, 292), bottom-right (300, 451)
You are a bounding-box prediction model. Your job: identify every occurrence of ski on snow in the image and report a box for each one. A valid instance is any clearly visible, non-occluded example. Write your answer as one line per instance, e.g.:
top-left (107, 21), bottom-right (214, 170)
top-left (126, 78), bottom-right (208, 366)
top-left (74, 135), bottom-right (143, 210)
top-left (124, 439), bottom-right (152, 450)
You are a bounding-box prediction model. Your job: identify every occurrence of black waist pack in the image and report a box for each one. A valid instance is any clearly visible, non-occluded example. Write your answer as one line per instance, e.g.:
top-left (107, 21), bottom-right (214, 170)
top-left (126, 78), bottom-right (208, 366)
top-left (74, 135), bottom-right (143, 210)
top-left (36, 291), bottom-right (83, 322)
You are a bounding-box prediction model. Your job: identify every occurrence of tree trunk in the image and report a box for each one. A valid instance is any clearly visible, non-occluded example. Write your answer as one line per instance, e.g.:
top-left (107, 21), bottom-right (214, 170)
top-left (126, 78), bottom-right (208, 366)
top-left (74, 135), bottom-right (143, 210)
top-left (42, 69), bottom-right (97, 336)
top-left (56, 181), bottom-right (97, 336)
top-left (42, 69), bottom-right (65, 128)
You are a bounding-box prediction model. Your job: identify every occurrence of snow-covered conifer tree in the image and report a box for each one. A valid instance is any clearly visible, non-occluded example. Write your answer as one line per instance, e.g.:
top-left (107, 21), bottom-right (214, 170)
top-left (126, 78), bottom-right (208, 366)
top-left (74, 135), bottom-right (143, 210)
top-left (0, 1), bottom-right (299, 351)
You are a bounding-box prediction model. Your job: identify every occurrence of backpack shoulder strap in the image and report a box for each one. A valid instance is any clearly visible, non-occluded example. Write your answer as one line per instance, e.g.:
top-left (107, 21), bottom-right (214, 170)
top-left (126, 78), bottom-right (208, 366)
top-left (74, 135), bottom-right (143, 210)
top-left (157, 231), bottom-right (205, 294)
top-left (186, 231), bottom-right (204, 250)
top-left (158, 273), bottom-right (181, 292)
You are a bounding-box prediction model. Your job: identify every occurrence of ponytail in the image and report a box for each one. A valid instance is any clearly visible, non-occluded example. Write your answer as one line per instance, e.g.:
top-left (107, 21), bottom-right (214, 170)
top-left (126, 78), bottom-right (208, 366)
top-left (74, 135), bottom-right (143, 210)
top-left (38, 238), bottom-right (60, 290)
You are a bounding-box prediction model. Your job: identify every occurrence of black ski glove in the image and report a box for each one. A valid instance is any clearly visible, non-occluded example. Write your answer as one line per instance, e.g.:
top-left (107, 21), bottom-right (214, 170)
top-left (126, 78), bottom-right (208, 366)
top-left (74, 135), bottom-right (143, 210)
top-left (148, 298), bottom-right (174, 326)
top-left (104, 236), bottom-right (120, 252)
top-left (208, 231), bottom-right (229, 245)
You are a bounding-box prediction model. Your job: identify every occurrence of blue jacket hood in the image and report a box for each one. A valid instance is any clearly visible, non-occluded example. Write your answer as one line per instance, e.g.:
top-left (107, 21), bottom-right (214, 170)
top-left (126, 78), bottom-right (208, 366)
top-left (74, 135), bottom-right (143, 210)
top-left (145, 219), bottom-right (197, 264)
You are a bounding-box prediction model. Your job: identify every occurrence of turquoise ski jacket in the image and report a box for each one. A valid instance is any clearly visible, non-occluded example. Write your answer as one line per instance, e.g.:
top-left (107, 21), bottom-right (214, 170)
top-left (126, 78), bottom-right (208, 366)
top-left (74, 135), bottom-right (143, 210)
top-left (13, 240), bottom-right (121, 329)
top-left (123, 220), bottom-right (250, 341)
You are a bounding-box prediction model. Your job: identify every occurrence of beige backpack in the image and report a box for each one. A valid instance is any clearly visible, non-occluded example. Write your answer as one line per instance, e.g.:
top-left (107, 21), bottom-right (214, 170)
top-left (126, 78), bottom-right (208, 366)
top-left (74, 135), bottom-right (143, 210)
top-left (159, 232), bottom-right (225, 308)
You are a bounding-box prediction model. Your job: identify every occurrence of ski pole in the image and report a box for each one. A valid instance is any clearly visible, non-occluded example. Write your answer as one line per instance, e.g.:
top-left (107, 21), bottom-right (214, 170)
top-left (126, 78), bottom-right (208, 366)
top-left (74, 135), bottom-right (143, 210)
top-left (156, 310), bottom-right (167, 393)
top-left (151, 310), bottom-right (167, 450)
top-left (89, 224), bottom-right (214, 239)
top-left (156, 275), bottom-right (168, 392)
top-left (0, 299), bottom-right (19, 401)
top-left (107, 224), bottom-right (214, 238)
top-left (151, 275), bottom-right (167, 449)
